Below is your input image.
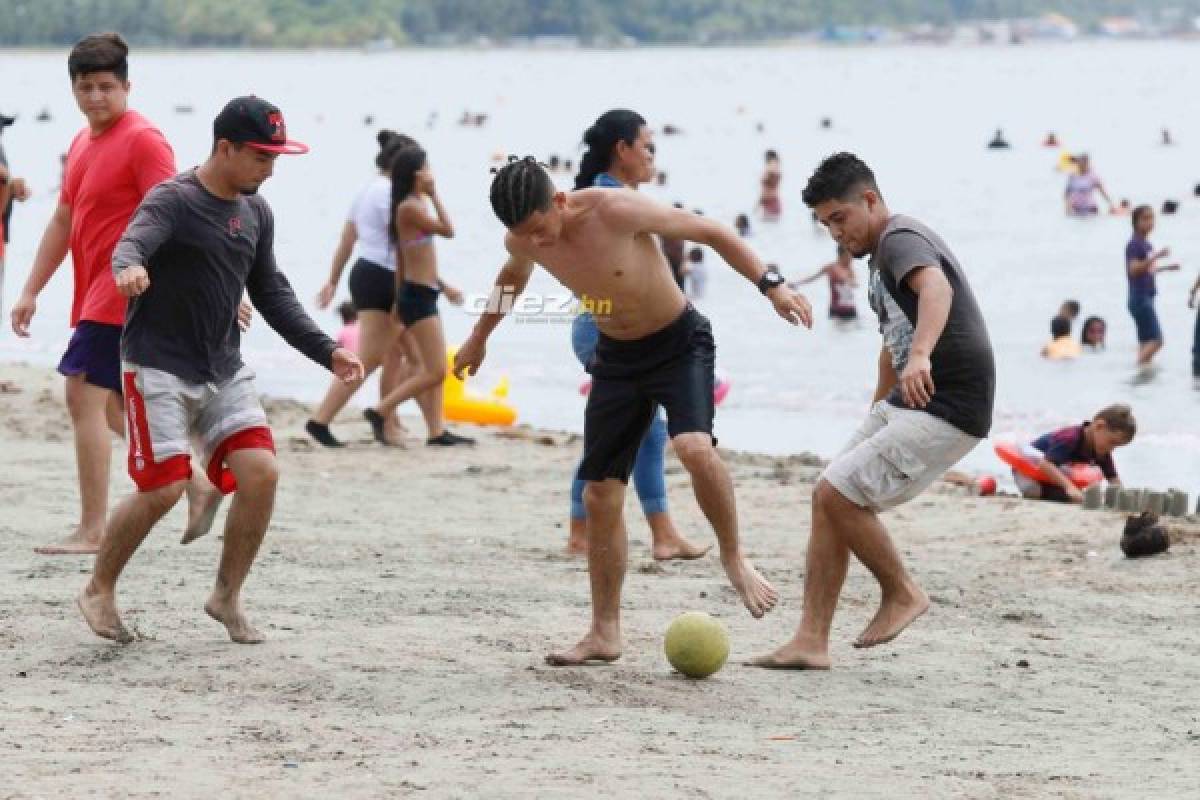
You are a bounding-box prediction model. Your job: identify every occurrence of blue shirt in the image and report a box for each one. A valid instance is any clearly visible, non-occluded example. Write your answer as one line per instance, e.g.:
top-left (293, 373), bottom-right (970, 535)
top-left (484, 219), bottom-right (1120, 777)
top-left (1126, 236), bottom-right (1156, 301)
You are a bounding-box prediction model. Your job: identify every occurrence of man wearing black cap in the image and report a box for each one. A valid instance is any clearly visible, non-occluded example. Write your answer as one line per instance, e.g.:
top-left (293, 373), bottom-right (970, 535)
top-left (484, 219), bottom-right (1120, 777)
top-left (78, 96), bottom-right (364, 645)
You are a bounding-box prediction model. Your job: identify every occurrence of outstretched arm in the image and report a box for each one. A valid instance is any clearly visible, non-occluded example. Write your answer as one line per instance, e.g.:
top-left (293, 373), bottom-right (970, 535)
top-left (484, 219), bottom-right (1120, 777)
top-left (602, 191), bottom-right (812, 327)
top-left (317, 220), bottom-right (357, 309)
top-left (453, 241), bottom-right (535, 379)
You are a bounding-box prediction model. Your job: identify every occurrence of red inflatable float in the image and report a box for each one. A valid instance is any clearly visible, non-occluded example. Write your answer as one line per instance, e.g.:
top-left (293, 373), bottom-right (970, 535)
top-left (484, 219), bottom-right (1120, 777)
top-left (993, 441), bottom-right (1104, 488)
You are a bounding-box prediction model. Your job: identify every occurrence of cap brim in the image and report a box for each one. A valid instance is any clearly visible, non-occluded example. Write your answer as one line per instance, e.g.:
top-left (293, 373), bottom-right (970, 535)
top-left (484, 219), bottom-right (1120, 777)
top-left (246, 140), bottom-right (309, 155)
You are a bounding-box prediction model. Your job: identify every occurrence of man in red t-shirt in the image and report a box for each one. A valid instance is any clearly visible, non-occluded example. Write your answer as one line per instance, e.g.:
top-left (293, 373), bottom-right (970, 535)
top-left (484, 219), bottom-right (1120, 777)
top-left (9, 34), bottom-right (223, 555)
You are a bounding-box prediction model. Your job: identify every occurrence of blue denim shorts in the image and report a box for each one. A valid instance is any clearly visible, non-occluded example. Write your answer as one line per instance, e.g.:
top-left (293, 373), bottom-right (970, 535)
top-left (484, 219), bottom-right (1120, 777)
top-left (1127, 297), bottom-right (1162, 344)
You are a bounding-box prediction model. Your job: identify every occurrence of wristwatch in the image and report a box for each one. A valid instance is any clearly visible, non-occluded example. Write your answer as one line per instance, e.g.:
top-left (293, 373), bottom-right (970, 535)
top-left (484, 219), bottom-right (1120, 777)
top-left (757, 268), bottom-right (786, 295)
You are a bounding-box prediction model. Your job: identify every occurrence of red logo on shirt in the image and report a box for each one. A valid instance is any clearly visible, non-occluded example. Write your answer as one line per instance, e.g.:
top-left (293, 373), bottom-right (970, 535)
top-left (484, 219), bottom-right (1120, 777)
top-left (267, 111), bottom-right (286, 143)
top-left (228, 216), bottom-right (242, 237)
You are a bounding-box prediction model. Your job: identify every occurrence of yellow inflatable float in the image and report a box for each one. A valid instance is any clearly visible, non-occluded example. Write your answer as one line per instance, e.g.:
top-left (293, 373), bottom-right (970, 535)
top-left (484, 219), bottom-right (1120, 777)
top-left (443, 349), bottom-right (518, 426)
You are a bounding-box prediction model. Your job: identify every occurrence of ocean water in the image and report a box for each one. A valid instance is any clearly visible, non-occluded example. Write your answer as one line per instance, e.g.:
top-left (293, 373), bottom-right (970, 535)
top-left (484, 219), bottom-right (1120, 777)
top-left (2, 43), bottom-right (1198, 489)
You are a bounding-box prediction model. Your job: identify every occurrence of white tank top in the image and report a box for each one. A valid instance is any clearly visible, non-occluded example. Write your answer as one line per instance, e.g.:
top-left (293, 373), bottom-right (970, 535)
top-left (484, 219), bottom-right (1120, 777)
top-left (348, 176), bottom-right (395, 270)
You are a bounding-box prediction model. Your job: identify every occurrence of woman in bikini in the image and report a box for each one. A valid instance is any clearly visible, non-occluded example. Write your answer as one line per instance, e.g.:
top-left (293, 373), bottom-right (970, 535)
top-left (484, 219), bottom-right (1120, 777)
top-left (367, 146), bottom-right (472, 446)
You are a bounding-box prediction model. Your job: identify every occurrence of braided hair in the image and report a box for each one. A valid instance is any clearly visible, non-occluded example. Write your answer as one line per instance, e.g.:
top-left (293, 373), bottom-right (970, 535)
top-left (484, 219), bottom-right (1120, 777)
top-left (490, 156), bottom-right (554, 229)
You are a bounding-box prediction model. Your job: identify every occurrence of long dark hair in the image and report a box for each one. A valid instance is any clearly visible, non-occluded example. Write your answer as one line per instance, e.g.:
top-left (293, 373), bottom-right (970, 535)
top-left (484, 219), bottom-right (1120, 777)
top-left (376, 129), bottom-right (416, 170)
top-left (574, 109), bottom-right (646, 190)
top-left (389, 145), bottom-right (427, 243)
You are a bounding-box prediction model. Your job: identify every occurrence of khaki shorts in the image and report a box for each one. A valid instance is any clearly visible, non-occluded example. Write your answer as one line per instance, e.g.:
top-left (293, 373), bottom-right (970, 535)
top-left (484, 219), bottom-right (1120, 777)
top-left (822, 401), bottom-right (980, 512)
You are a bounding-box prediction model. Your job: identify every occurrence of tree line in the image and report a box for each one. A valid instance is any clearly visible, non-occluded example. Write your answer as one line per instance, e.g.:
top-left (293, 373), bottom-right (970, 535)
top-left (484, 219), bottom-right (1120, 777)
top-left (2, 0), bottom-right (1195, 47)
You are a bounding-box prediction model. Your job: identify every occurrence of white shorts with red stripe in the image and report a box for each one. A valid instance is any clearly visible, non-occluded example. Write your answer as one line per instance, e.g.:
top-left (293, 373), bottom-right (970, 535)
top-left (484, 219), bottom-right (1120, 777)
top-left (123, 362), bottom-right (275, 494)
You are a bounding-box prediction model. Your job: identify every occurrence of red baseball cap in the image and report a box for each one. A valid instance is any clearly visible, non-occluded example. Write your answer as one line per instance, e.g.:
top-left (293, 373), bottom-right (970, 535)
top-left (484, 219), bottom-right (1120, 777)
top-left (213, 95), bottom-right (308, 155)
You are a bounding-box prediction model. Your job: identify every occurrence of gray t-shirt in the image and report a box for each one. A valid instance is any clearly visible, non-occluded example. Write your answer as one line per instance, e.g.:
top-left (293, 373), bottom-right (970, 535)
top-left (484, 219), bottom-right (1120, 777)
top-left (868, 214), bottom-right (995, 438)
top-left (113, 170), bottom-right (336, 384)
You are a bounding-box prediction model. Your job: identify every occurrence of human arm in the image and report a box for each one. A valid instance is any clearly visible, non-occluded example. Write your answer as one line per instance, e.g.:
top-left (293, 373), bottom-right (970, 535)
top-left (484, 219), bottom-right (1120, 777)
top-left (437, 278), bottom-right (464, 306)
top-left (1093, 179), bottom-right (1116, 213)
top-left (872, 344), bottom-right (898, 405)
top-left (316, 220), bottom-right (357, 309)
top-left (109, 184), bottom-right (181, 298)
top-left (605, 191), bottom-right (812, 327)
top-left (453, 241), bottom-right (536, 379)
top-left (788, 265), bottom-right (828, 288)
top-left (10, 203), bottom-right (72, 336)
top-left (896, 266), bottom-right (953, 408)
top-left (246, 203), bottom-right (354, 377)
top-left (1189, 274), bottom-right (1200, 308)
top-left (404, 174), bottom-right (454, 238)
top-left (1036, 459), bottom-right (1084, 503)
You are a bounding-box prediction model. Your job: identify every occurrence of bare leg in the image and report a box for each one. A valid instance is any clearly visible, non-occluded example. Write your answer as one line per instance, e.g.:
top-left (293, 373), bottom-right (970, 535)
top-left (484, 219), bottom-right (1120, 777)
top-left (181, 469), bottom-right (224, 545)
top-left (310, 310), bottom-right (391, 425)
top-left (749, 481), bottom-right (847, 669)
top-left (37, 377), bottom-right (115, 555)
top-left (647, 511), bottom-right (711, 561)
top-left (672, 433), bottom-right (778, 618)
top-left (380, 331), bottom-right (411, 441)
top-left (1137, 339), bottom-right (1162, 366)
top-left (546, 480), bottom-right (626, 666)
top-left (566, 516), bottom-right (588, 556)
top-left (78, 480), bottom-right (188, 642)
top-left (816, 482), bottom-right (929, 648)
top-left (204, 448), bottom-right (279, 644)
top-left (373, 317), bottom-right (446, 436)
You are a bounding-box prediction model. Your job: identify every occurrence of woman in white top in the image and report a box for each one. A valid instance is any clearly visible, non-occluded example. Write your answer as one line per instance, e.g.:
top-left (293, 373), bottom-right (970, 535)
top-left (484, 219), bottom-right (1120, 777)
top-left (306, 131), bottom-right (454, 446)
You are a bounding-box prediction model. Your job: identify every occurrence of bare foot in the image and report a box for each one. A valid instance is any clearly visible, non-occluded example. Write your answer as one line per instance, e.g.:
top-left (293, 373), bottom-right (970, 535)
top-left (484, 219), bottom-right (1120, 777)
top-left (722, 555), bottom-right (779, 619)
top-left (652, 537), bottom-right (712, 562)
top-left (853, 585), bottom-right (930, 649)
top-left (77, 585), bottom-right (134, 644)
top-left (565, 518), bottom-right (588, 556)
top-left (205, 596), bottom-right (264, 644)
top-left (746, 638), bottom-right (831, 670)
top-left (181, 483), bottom-right (223, 545)
top-left (545, 630), bottom-right (621, 666)
top-left (35, 527), bottom-right (102, 556)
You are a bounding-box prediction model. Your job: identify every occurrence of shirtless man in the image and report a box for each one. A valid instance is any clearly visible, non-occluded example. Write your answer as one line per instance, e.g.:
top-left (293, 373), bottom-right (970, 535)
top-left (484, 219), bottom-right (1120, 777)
top-left (78, 97), bottom-right (364, 644)
top-left (752, 152), bottom-right (994, 670)
top-left (455, 157), bottom-right (813, 666)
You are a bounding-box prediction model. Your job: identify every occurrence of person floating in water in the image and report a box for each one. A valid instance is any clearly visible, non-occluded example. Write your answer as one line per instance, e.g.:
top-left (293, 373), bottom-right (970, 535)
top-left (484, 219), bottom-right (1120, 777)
top-left (1064, 154), bottom-right (1116, 216)
top-left (758, 149), bottom-right (782, 221)
top-left (987, 129), bottom-right (1010, 149)
top-left (734, 213), bottom-right (751, 237)
top-left (1041, 315), bottom-right (1080, 360)
top-left (1080, 315), bottom-right (1106, 351)
top-left (790, 245), bottom-right (859, 321)
top-left (1014, 406), bottom-right (1134, 503)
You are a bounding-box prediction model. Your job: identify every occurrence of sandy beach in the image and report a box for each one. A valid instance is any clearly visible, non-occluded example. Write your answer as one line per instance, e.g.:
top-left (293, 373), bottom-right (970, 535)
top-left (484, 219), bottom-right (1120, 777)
top-left (2, 361), bottom-right (1198, 798)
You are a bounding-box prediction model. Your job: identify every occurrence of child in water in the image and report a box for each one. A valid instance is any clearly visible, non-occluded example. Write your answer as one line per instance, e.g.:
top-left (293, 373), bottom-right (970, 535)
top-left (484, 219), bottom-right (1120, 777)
top-left (1014, 405), bottom-right (1134, 503)
top-left (1042, 315), bottom-right (1081, 360)
top-left (335, 300), bottom-right (359, 353)
top-left (1081, 316), bottom-right (1107, 351)
top-left (790, 245), bottom-right (858, 321)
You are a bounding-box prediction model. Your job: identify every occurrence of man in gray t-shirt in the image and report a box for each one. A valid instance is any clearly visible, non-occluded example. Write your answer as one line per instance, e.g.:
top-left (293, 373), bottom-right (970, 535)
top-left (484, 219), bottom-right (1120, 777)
top-left (78, 97), bottom-right (364, 647)
top-left (752, 153), bottom-right (995, 671)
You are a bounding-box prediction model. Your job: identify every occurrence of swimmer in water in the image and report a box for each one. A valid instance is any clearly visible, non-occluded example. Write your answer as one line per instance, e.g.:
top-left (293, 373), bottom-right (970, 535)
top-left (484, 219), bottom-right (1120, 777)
top-left (790, 245), bottom-right (859, 322)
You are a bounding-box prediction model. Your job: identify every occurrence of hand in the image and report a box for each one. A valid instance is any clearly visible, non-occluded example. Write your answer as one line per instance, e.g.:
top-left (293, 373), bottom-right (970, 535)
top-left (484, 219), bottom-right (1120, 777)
top-left (421, 171), bottom-right (437, 196)
top-left (1065, 485), bottom-right (1084, 504)
top-left (767, 286), bottom-right (813, 328)
top-left (331, 348), bottom-right (364, 384)
top-left (116, 265), bottom-right (150, 297)
top-left (1158, 263), bottom-right (1181, 273)
top-left (237, 299), bottom-right (254, 333)
top-left (441, 283), bottom-right (464, 306)
top-left (1155, 247), bottom-right (1171, 260)
top-left (10, 291), bottom-right (36, 337)
top-left (898, 353), bottom-right (935, 409)
top-left (453, 333), bottom-right (486, 379)
top-left (11, 177), bottom-right (31, 202)
top-left (315, 281), bottom-right (336, 310)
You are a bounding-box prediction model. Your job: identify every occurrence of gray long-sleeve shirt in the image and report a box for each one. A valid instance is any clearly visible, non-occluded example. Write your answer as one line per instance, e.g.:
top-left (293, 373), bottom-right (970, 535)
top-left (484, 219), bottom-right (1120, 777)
top-left (112, 169), bottom-right (336, 384)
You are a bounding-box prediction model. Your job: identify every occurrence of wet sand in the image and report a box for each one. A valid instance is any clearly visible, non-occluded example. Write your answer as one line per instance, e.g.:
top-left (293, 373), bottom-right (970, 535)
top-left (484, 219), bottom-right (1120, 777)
top-left (2, 362), bottom-right (1198, 798)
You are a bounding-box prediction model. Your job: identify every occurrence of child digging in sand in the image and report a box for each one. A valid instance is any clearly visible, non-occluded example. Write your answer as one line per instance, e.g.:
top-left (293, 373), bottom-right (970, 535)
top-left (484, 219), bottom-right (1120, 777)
top-left (1014, 405), bottom-right (1135, 503)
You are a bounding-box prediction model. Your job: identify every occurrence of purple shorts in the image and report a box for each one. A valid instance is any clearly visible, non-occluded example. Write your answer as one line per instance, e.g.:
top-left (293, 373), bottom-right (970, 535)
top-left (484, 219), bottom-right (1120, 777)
top-left (57, 321), bottom-right (123, 393)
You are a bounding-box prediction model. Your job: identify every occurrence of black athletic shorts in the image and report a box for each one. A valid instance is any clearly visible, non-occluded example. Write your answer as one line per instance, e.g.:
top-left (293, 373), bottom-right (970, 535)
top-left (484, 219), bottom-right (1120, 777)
top-left (396, 281), bottom-right (440, 326)
top-left (579, 305), bottom-right (716, 483)
top-left (348, 258), bottom-right (396, 313)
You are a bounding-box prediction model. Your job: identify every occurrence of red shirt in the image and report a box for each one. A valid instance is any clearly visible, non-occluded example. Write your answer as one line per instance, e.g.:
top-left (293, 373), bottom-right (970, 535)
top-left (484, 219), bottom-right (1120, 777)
top-left (60, 110), bottom-right (174, 327)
